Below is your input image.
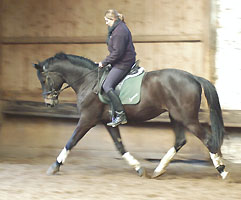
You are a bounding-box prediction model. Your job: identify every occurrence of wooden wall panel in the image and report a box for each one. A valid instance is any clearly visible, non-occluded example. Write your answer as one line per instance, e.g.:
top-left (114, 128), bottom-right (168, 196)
top-left (135, 42), bottom-right (204, 75)
top-left (0, 116), bottom-right (209, 160)
top-left (0, 0), bottom-right (216, 156)
top-left (0, 42), bottom-right (203, 101)
top-left (0, 43), bottom-right (108, 101)
top-left (1, 0), bottom-right (204, 38)
top-left (0, 0), bottom-right (211, 103)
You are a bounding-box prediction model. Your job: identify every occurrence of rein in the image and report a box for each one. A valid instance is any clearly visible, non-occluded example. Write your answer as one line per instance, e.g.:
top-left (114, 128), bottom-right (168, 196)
top-left (43, 66), bottom-right (100, 97)
top-left (59, 67), bottom-right (100, 93)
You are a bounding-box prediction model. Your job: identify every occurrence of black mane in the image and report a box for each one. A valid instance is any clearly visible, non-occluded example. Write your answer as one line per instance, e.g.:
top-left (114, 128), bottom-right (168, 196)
top-left (43, 52), bottom-right (97, 70)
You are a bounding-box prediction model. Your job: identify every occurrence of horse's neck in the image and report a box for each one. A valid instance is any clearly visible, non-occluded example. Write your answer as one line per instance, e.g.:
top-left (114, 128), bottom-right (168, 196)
top-left (57, 63), bottom-right (96, 93)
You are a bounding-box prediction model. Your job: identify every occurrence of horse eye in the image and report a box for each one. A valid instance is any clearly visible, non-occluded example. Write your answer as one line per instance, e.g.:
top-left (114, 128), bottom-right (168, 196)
top-left (41, 78), bottom-right (46, 84)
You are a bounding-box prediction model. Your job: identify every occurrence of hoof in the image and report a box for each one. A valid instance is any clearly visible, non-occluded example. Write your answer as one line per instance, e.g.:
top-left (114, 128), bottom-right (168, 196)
top-left (47, 161), bottom-right (61, 175)
top-left (137, 167), bottom-right (148, 178)
top-left (221, 171), bottom-right (229, 180)
top-left (152, 169), bottom-right (166, 178)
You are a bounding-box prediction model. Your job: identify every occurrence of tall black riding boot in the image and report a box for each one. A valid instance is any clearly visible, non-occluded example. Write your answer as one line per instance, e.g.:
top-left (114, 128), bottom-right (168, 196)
top-left (106, 89), bottom-right (127, 127)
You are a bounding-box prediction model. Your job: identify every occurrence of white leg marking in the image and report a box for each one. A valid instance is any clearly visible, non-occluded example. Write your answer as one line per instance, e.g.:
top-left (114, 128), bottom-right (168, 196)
top-left (122, 152), bottom-right (141, 171)
top-left (154, 147), bottom-right (176, 176)
top-left (209, 152), bottom-right (229, 179)
top-left (57, 147), bottom-right (70, 164)
top-left (209, 152), bottom-right (223, 168)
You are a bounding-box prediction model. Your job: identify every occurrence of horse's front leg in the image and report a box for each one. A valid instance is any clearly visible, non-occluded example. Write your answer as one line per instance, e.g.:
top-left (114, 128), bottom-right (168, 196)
top-left (47, 118), bottom-right (93, 175)
top-left (104, 125), bottom-right (147, 177)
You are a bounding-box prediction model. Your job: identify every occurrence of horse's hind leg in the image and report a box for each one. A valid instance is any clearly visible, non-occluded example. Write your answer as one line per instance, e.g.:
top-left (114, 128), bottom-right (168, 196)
top-left (186, 121), bottom-right (228, 179)
top-left (152, 115), bottom-right (186, 178)
top-left (104, 125), bottom-right (146, 177)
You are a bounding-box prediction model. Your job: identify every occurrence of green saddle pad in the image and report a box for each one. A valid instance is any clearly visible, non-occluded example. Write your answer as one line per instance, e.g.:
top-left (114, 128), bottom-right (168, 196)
top-left (99, 72), bottom-right (145, 105)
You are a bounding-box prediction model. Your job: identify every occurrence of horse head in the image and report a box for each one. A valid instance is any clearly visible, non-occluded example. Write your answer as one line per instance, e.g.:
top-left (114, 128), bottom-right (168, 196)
top-left (33, 53), bottom-right (99, 107)
top-left (33, 61), bottom-right (64, 107)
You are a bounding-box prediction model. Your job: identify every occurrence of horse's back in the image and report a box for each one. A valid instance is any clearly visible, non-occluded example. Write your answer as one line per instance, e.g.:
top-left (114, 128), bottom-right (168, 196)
top-left (143, 68), bottom-right (201, 93)
top-left (145, 68), bottom-right (197, 82)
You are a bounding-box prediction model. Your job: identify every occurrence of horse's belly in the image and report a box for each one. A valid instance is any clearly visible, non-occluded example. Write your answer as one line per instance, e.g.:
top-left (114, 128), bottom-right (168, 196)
top-left (127, 106), bottom-right (166, 122)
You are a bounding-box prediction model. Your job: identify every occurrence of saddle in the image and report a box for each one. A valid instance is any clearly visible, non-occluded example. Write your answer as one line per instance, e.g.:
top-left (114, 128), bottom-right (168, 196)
top-left (97, 61), bottom-right (145, 105)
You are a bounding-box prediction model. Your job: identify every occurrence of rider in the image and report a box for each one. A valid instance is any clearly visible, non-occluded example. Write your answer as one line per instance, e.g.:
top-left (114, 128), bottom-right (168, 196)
top-left (98, 9), bottom-right (136, 127)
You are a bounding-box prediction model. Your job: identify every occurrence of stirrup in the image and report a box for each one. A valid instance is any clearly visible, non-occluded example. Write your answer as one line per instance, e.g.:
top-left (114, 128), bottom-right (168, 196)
top-left (107, 112), bottom-right (127, 127)
top-left (107, 118), bottom-right (127, 127)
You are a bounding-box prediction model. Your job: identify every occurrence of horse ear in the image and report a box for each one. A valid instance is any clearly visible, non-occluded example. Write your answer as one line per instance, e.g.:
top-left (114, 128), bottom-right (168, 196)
top-left (32, 63), bottom-right (42, 71)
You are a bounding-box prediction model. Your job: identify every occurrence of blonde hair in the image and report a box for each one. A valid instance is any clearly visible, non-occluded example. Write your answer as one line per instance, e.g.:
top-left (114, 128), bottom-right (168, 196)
top-left (105, 9), bottom-right (124, 22)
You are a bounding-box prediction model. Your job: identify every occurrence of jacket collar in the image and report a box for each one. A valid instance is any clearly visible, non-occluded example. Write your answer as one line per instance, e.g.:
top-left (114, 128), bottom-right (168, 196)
top-left (106, 19), bottom-right (121, 44)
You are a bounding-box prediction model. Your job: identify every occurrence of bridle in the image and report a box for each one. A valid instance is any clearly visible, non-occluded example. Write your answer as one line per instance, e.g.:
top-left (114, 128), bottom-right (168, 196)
top-left (41, 65), bottom-right (100, 99)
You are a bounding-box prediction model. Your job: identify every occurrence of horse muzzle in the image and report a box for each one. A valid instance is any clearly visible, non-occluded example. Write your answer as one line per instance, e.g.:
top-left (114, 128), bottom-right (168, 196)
top-left (44, 96), bottom-right (59, 107)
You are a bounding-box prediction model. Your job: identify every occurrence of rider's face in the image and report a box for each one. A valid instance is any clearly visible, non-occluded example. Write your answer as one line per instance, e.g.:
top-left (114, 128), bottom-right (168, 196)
top-left (104, 17), bottom-right (114, 27)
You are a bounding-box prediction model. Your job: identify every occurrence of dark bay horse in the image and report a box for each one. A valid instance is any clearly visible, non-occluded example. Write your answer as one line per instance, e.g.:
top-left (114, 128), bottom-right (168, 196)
top-left (33, 52), bottom-right (228, 179)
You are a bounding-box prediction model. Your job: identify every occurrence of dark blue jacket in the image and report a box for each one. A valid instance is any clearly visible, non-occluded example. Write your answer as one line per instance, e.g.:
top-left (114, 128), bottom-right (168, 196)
top-left (102, 20), bottom-right (136, 70)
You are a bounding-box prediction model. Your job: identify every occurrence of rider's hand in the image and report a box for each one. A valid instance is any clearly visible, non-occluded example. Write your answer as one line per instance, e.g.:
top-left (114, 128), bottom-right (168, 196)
top-left (98, 62), bottom-right (103, 68)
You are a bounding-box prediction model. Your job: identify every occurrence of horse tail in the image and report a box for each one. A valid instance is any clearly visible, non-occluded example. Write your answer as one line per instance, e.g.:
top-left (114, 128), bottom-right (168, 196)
top-left (194, 76), bottom-right (225, 153)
